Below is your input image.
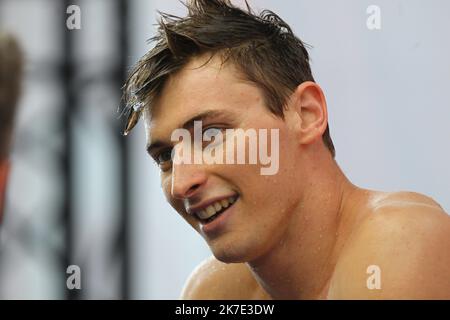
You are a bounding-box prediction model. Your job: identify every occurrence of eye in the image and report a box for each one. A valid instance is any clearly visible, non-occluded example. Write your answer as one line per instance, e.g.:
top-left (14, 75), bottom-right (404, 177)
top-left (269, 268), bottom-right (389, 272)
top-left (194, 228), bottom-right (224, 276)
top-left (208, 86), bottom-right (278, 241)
top-left (156, 148), bottom-right (173, 165)
top-left (203, 127), bottom-right (223, 140)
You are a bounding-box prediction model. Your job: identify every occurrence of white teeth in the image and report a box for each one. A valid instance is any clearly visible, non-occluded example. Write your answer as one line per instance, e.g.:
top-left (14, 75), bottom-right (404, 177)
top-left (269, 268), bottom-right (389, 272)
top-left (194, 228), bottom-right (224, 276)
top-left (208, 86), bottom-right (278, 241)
top-left (194, 196), bottom-right (238, 220)
top-left (220, 199), bottom-right (229, 208)
top-left (197, 210), bottom-right (209, 220)
top-left (206, 205), bottom-right (216, 216)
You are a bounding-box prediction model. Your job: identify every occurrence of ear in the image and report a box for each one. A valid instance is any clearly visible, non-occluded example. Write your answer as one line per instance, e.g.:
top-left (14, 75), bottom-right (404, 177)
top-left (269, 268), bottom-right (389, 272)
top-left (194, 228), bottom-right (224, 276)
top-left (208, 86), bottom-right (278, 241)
top-left (290, 81), bottom-right (329, 146)
top-left (0, 160), bottom-right (11, 223)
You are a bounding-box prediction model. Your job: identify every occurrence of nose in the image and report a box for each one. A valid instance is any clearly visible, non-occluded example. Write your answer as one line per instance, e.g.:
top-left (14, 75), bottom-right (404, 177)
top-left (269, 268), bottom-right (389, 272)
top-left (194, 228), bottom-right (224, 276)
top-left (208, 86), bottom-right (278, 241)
top-left (171, 162), bottom-right (208, 200)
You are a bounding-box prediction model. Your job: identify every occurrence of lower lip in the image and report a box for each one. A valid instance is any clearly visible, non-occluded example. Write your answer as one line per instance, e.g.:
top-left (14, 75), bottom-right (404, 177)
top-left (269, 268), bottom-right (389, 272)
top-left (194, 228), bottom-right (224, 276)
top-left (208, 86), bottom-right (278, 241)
top-left (200, 199), bottom-right (238, 237)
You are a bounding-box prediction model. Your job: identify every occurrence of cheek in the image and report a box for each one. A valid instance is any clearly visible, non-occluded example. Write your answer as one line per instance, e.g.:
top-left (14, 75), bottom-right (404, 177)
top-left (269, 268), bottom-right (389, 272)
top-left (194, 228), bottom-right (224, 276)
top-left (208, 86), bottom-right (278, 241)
top-left (248, 174), bottom-right (299, 231)
top-left (236, 143), bottom-right (299, 219)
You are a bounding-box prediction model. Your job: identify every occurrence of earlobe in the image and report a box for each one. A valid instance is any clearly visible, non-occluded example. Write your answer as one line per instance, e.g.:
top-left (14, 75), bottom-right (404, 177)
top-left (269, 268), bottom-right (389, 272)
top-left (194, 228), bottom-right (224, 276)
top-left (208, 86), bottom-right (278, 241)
top-left (294, 81), bottom-right (328, 146)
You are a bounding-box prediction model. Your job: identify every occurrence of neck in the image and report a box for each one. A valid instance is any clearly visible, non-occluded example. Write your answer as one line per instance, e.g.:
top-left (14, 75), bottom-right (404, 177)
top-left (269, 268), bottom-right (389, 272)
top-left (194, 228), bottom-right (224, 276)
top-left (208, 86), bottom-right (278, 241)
top-left (247, 150), bottom-right (362, 299)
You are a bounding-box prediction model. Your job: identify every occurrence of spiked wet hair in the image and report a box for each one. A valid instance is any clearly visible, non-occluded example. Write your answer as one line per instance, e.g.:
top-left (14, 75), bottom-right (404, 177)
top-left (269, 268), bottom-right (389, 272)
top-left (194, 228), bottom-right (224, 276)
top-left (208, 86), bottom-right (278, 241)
top-left (122, 0), bottom-right (335, 157)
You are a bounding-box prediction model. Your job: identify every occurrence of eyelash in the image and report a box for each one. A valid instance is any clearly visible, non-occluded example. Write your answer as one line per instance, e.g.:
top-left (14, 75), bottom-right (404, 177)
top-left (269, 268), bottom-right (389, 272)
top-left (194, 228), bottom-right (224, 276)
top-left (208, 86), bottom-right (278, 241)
top-left (203, 126), bottom-right (224, 137)
top-left (155, 148), bottom-right (173, 165)
top-left (153, 125), bottom-right (227, 168)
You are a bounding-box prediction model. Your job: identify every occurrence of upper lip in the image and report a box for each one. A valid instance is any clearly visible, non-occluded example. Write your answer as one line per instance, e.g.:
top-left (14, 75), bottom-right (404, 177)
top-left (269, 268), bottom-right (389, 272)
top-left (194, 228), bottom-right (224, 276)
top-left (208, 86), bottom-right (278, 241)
top-left (186, 194), bottom-right (238, 215)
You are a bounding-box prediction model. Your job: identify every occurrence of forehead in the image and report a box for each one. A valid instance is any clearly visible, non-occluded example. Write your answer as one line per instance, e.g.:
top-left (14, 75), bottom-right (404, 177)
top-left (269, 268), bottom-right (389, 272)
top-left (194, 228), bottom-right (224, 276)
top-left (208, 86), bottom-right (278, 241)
top-left (144, 54), bottom-right (265, 137)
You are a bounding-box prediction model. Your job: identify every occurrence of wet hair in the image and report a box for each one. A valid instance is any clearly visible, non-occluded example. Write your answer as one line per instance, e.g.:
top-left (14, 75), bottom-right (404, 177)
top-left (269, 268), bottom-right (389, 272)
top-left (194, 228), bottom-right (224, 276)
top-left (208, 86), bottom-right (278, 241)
top-left (0, 33), bottom-right (23, 159)
top-left (122, 0), bottom-right (335, 157)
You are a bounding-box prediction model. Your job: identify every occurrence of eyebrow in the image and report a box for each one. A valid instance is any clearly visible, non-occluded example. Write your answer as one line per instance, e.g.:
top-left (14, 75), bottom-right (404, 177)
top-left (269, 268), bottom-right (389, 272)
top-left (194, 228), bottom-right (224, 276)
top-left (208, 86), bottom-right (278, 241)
top-left (146, 109), bottom-right (234, 156)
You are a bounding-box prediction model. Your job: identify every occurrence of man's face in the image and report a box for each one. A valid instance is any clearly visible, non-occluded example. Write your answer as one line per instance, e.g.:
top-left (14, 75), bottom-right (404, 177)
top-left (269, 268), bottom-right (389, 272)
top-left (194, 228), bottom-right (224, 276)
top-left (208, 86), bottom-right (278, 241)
top-left (145, 55), bottom-right (305, 263)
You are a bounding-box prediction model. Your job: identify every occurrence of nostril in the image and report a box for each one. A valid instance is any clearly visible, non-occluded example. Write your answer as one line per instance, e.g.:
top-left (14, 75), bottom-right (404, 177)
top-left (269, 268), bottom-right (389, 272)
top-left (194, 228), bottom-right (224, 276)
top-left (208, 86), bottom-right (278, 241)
top-left (171, 168), bottom-right (207, 199)
top-left (172, 182), bottom-right (203, 200)
top-left (185, 183), bottom-right (201, 197)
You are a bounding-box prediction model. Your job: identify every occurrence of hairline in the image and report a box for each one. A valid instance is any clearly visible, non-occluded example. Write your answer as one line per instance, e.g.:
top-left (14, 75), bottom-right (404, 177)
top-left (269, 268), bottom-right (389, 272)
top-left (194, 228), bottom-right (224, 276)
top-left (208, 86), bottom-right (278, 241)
top-left (143, 50), bottom-right (292, 121)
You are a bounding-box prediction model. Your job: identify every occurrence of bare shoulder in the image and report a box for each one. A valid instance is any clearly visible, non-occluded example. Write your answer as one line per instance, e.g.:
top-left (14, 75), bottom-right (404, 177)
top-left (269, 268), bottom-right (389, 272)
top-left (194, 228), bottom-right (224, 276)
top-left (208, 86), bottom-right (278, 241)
top-left (180, 255), bottom-right (271, 300)
top-left (371, 190), bottom-right (445, 211)
top-left (329, 191), bottom-right (450, 299)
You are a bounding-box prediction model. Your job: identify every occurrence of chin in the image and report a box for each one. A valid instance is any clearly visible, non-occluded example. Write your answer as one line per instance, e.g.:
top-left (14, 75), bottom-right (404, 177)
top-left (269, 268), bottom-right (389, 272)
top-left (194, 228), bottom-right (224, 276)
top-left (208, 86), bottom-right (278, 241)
top-left (211, 250), bottom-right (245, 264)
top-left (207, 235), bottom-right (267, 264)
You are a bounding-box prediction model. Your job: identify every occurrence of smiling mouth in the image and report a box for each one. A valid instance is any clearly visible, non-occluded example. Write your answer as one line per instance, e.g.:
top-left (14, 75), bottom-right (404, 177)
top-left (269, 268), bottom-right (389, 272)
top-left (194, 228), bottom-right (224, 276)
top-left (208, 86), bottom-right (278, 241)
top-left (194, 195), bottom-right (239, 224)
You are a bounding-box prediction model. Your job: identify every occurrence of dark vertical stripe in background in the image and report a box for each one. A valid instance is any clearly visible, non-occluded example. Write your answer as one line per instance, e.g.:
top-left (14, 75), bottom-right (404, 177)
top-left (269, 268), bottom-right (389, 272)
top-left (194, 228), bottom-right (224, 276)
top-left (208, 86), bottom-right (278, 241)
top-left (118, 0), bottom-right (130, 300)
